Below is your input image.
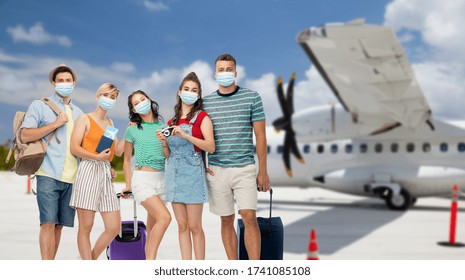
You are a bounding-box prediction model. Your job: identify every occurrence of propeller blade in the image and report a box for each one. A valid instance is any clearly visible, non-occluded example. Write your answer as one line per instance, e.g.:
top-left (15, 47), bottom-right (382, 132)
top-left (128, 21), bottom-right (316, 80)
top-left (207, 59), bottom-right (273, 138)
top-left (272, 117), bottom-right (289, 131)
top-left (286, 72), bottom-right (296, 115)
top-left (289, 131), bottom-right (305, 164)
top-left (283, 132), bottom-right (293, 177)
top-left (276, 77), bottom-right (289, 118)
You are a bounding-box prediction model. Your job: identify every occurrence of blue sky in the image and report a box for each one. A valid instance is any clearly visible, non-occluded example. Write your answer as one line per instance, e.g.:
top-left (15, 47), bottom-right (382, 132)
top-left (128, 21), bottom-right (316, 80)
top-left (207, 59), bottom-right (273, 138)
top-left (1, 0), bottom-right (464, 144)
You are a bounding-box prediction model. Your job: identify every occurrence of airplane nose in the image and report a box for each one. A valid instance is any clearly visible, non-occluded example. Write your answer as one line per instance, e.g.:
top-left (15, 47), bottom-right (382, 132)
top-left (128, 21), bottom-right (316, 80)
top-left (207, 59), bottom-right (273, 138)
top-left (313, 176), bottom-right (325, 184)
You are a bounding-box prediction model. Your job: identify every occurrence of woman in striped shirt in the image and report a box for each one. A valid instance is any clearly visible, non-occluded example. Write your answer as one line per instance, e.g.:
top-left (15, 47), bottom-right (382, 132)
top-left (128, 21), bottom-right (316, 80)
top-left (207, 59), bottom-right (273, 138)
top-left (121, 90), bottom-right (171, 260)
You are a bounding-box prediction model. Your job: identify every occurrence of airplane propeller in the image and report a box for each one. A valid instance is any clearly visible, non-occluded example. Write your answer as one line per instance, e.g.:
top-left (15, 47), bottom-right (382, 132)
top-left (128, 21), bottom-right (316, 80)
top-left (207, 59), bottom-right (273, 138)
top-left (272, 72), bottom-right (305, 177)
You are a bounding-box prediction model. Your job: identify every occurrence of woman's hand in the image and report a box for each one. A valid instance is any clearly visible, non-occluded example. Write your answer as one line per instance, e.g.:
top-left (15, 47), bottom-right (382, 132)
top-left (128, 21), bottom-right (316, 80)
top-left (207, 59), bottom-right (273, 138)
top-left (172, 126), bottom-right (188, 139)
top-left (156, 129), bottom-right (168, 143)
top-left (110, 167), bottom-right (116, 182)
top-left (120, 186), bottom-right (132, 199)
top-left (95, 148), bottom-right (111, 161)
top-left (205, 167), bottom-right (214, 176)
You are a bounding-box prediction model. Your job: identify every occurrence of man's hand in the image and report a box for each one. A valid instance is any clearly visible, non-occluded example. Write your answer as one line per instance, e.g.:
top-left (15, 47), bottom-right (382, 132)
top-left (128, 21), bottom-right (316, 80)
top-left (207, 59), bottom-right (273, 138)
top-left (54, 112), bottom-right (69, 128)
top-left (257, 170), bottom-right (270, 192)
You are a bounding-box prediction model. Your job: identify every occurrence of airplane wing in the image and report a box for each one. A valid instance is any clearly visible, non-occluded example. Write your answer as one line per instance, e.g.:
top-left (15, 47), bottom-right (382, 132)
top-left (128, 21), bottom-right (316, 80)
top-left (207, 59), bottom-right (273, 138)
top-left (297, 18), bottom-right (431, 129)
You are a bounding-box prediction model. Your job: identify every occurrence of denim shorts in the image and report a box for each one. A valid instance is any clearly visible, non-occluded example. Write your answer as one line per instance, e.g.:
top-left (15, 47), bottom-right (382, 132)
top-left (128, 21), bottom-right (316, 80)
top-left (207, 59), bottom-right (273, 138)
top-left (36, 175), bottom-right (75, 227)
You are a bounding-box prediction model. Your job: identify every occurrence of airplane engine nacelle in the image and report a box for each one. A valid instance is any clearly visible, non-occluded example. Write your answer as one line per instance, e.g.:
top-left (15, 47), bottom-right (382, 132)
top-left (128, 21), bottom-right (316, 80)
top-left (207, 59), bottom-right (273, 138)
top-left (292, 104), bottom-right (387, 142)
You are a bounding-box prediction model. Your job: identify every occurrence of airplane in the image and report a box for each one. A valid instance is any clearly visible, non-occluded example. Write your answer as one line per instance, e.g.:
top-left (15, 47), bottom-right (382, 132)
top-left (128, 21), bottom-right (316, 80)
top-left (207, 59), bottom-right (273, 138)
top-left (258, 18), bottom-right (465, 210)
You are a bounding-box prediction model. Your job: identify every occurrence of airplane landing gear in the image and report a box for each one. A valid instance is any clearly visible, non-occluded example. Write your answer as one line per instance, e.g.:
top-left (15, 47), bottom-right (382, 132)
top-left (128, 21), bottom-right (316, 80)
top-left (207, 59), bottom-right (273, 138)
top-left (371, 182), bottom-right (413, 211)
top-left (384, 189), bottom-right (412, 211)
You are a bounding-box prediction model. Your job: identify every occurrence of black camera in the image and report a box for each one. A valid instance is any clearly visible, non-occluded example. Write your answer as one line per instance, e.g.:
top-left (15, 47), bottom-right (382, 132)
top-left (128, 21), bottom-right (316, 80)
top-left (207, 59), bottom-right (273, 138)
top-left (161, 126), bottom-right (174, 137)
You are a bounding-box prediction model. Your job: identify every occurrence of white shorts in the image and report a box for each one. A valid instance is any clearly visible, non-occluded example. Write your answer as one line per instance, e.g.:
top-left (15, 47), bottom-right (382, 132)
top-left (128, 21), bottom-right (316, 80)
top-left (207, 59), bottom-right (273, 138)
top-left (206, 165), bottom-right (257, 216)
top-left (131, 170), bottom-right (165, 203)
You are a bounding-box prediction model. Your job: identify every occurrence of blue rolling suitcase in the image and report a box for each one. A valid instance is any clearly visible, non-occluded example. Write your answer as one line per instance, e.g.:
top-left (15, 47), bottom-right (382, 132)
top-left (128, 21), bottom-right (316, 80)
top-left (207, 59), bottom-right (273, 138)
top-left (107, 192), bottom-right (147, 260)
top-left (237, 188), bottom-right (284, 260)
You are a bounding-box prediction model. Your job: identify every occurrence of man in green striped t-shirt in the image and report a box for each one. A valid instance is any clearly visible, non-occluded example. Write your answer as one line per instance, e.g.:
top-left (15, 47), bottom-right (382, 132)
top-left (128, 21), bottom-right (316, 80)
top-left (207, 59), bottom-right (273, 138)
top-left (203, 54), bottom-right (270, 260)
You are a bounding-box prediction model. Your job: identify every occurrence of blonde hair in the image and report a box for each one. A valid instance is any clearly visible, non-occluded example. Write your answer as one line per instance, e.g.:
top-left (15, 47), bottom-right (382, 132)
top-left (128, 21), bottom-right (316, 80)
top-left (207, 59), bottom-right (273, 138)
top-left (96, 83), bottom-right (120, 98)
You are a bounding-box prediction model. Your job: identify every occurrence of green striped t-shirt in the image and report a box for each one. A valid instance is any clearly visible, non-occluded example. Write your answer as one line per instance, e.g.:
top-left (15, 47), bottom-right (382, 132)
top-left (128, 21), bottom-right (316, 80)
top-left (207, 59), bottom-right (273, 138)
top-left (125, 121), bottom-right (166, 171)
top-left (203, 86), bottom-right (265, 167)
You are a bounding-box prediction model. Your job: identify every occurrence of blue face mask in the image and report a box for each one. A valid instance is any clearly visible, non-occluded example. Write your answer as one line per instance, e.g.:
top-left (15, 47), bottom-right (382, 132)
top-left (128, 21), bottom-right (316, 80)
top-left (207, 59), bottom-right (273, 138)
top-left (180, 91), bottom-right (198, 105)
top-left (98, 96), bottom-right (116, 111)
top-left (216, 72), bottom-right (235, 87)
top-left (55, 83), bottom-right (74, 97)
top-left (134, 100), bottom-right (151, 115)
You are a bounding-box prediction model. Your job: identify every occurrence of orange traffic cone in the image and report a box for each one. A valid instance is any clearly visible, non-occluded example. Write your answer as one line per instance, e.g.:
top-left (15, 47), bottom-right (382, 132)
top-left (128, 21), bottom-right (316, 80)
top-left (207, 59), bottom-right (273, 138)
top-left (307, 228), bottom-right (319, 260)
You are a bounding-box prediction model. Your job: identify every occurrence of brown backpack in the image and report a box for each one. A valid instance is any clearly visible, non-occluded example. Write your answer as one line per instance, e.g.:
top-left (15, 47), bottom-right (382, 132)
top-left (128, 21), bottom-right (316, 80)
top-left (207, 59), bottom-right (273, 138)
top-left (5, 98), bottom-right (62, 176)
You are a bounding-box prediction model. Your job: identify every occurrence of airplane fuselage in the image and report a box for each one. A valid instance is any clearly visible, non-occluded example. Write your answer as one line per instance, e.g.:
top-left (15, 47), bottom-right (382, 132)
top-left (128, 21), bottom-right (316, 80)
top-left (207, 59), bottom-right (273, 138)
top-left (259, 118), bottom-right (465, 206)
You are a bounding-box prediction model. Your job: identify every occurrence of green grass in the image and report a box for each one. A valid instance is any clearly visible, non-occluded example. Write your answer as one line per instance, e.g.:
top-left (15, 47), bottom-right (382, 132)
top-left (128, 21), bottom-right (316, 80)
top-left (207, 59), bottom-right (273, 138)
top-left (114, 171), bottom-right (125, 182)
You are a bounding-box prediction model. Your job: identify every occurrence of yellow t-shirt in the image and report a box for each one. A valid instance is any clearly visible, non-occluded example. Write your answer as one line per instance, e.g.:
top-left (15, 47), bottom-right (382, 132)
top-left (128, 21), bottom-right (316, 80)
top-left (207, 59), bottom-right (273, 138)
top-left (36, 104), bottom-right (78, 183)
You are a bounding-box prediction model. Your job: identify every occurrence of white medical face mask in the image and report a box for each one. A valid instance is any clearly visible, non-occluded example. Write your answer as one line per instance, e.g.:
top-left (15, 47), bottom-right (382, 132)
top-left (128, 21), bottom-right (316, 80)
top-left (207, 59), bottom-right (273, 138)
top-left (216, 72), bottom-right (235, 87)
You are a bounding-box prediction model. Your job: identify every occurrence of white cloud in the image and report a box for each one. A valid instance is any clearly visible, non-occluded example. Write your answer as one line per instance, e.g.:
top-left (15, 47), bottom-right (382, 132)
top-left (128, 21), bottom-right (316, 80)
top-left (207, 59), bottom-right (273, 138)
top-left (6, 22), bottom-right (72, 47)
top-left (413, 62), bottom-right (465, 120)
top-left (384, 0), bottom-right (465, 121)
top-left (111, 62), bottom-right (136, 73)
top-left (10, 0), bottom-right (465, 131)
top-left (143, 1), bottom-right (170, 12)
top-left (385, 0), bottom-right (465, 61)
top-left (0, 49), bottom-right (330, 130)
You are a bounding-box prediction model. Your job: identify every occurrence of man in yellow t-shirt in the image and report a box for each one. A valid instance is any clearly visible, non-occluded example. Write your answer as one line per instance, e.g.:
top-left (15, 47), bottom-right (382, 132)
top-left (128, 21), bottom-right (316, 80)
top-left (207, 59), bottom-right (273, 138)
top-left (20, 64), bottom-right (84, 260)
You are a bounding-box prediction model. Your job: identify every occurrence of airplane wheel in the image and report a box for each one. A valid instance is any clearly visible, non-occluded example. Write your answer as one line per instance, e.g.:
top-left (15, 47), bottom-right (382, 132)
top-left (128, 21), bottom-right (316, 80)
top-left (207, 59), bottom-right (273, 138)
top-left (385, 189), bottom-right (412, 211)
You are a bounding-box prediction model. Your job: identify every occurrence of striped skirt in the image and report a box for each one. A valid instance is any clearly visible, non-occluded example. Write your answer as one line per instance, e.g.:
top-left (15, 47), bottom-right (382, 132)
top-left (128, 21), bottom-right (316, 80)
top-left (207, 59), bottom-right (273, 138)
top-left (70, 159), bottom-right (119, 212)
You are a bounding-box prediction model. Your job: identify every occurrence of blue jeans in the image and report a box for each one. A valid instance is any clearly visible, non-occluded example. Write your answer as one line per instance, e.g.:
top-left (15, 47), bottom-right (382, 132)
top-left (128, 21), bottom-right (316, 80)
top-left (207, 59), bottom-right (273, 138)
top-left (36, 175), bottom-right (75, 227)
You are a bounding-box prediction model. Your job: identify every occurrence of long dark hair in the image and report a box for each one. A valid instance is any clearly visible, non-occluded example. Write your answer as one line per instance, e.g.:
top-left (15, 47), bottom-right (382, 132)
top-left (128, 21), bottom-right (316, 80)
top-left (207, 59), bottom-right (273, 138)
top-left (128, 90), bottom-right (163, 130)
top-left (172, 72), bottom-right (203, 125)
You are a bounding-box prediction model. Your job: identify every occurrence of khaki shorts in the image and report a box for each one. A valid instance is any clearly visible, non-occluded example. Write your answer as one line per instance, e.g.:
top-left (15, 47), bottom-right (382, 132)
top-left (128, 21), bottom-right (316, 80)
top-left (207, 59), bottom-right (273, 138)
top-left (206, 165), bottom-right (257, 216)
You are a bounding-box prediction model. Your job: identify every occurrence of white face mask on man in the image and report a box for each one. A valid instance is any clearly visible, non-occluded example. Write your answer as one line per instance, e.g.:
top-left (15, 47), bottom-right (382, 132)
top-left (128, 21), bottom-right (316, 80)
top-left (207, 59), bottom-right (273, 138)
top-left (216, 72), bottom-right (235, 87)
top-left (55, 83), bottom-right (74, 97)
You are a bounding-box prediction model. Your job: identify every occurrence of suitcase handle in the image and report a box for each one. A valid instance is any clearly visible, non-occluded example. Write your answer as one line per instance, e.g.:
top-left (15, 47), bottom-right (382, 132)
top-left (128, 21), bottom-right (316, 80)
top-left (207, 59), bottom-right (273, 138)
top-left (267, 188), bottom-right (273, 237)
top-left (116, 192), bottom-right (138, 238)
top-left (268, 188), bottom-right (273, 219)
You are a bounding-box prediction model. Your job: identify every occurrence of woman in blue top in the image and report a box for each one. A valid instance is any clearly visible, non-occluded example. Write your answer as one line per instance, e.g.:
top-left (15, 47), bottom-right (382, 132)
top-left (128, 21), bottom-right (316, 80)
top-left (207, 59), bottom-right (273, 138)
top-left (121, 90), bottom-right (171, 260)
top-left (156, 72), bottom-right (215, 260)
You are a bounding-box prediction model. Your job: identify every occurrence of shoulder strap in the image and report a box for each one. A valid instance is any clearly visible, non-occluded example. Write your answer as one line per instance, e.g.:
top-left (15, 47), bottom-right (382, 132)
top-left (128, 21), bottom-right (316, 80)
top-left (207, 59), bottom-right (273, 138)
top-left (41, 98), bottom-right (62, 116)
top-left (189, 111), bottom-right (201, 125)
top-left (40, 98), bottom-right (62, 144)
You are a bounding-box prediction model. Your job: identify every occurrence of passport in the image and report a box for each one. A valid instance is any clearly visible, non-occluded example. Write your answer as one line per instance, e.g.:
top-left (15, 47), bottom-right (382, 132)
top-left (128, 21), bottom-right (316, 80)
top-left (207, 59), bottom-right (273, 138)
top-left (96, 135), bottom-right (114, 153)
top-left (96, 126), bottom-right (118, 153)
